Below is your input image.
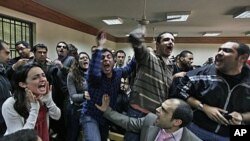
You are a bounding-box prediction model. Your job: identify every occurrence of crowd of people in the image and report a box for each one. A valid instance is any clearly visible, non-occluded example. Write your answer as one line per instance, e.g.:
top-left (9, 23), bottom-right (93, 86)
top-left (0, 25), bottom-right (250, 141)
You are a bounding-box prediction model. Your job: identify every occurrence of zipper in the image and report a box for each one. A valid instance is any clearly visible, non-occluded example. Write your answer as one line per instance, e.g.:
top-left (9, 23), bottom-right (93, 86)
top-left (214, 76), bottom-right (248, 133)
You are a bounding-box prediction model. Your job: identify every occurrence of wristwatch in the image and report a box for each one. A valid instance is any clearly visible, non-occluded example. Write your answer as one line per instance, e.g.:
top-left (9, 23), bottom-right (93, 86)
top-left (197, 103), bottom-right (204, 110)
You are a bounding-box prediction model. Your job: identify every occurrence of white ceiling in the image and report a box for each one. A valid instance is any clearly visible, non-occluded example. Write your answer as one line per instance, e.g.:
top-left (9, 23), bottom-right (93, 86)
top-left (32, 0), bottom-right (250, 37)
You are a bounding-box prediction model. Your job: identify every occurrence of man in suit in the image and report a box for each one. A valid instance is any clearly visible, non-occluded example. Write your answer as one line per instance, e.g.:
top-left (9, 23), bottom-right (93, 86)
top-left (96, 96), bottom-right (201, 141)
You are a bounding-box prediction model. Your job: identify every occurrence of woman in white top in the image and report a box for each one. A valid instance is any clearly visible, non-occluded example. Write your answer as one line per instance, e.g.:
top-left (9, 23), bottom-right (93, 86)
top-left (2, 64), bottom-right (61, 141)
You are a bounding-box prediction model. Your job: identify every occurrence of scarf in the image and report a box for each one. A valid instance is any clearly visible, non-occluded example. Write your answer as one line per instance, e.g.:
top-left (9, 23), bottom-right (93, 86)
top-left (35, 105), bottom-right (49, 141)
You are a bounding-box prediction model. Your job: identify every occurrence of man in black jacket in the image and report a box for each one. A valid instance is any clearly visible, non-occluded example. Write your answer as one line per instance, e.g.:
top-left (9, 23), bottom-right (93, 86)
top-left (174, 41), bottom-right (250, 141)
top-left (50, 41), bottom-right (74, 141)
top-left (0, 40), bottom-right (12, 136)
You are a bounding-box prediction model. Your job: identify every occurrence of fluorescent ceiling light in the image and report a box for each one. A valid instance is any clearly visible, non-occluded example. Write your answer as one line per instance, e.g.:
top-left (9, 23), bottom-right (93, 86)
top-left (102, 18), bottom-right (123, 25)
top-left (166, 11), bottom-right (191, 22)
top-left (203, 32), bottom-right (221, 37)
top-left (234, 7), bottom-right (250, 18)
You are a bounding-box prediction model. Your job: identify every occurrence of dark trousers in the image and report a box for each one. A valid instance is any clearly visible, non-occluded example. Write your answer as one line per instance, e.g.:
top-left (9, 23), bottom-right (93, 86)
top-left (66, 103), bottom-right (82, 141)
top-left (50, 100), bottom-right (68, 141)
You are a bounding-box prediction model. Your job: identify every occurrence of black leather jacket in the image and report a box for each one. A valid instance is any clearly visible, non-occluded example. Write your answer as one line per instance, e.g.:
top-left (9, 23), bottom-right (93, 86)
top-left (176, 64), bottom-right (250, 137)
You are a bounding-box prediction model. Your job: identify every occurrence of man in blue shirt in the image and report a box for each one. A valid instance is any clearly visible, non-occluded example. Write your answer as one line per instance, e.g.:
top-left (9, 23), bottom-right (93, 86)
top-left (81, 31), bottom-right (135, 141)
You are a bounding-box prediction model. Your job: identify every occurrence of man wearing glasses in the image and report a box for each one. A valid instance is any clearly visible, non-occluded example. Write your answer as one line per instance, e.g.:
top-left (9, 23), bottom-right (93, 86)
top-left (173, 41), bottom-right (250, 141)
top-left (50, 41), bottom-right (75, 141)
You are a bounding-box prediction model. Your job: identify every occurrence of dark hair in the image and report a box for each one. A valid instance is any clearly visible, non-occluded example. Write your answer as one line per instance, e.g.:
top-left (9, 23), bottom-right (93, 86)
top-left (70, 52), bottom-right (90, 88)
top-left (68, 44), bottom-right (78, 57)
top-left (0, 129), bottom-right (39, 141)
top-left (115, 50), bottom-right (126, 57)
top-left (156, 32), bottom-right (174, 43)
top-left (171, 99), bottom-right (193, 127)
top-left (32, 43), bottom-right (48, 53)
top-left (102, 48), bottom-right (114, 59)
top-left (13, 64), bottom-right (42, 119)
top-left (56, 41), bottom-right (68, 50)
top-left (236, 42), bottom-right (250, 58)
top-left (15, 41), bottom-right (30, 48)
top-left (179, 50), bottom-right (193, 58)
top-left (0, 40), bottom-right (8, 50)
top-left (79, 52), bottom-right (90, 60)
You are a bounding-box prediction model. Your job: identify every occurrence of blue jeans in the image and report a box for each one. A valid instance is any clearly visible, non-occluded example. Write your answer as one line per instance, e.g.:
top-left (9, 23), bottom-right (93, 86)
top-left (81, 115), bottom-right (109, 141)
top-left (187, 122), bottom-right (229, 141)
top-left (124, 106), bottom-right (147, 141)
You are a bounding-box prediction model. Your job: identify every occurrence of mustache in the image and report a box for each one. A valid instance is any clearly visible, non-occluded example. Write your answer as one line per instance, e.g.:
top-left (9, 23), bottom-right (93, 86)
top-left (215, 54), bottom-right (223, 61)
top-left (166, 46), bottom-right (173, 50)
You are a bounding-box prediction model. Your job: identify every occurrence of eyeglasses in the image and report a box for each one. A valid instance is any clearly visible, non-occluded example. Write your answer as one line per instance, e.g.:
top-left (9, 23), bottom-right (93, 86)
top-left (218, 48), bottom-right (233, 53)
top-left (57, 45), bottom-right (67, 49)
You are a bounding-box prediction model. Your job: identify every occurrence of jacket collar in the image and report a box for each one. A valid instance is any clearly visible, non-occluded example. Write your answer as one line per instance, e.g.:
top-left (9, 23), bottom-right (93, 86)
top-left (143, 126), bottom-right (160, 141)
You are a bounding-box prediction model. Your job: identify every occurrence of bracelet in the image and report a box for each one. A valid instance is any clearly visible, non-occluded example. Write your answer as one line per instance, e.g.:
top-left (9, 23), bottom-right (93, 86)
top-left (240, 113), bottom-right (244, 122)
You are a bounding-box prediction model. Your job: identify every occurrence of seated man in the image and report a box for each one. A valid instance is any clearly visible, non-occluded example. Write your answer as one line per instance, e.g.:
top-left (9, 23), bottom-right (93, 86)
top-left (96, 96), bottom-right (201, 141)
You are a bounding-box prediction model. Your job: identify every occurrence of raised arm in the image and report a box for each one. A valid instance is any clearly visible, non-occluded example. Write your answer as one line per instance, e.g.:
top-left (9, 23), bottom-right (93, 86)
top-left (88, 31), bottom-right (106, 84)
top-left (128, 26), bottom-right (150, 63)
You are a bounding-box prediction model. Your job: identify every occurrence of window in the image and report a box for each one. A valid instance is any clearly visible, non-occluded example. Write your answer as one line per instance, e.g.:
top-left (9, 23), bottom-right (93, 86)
top-left (0, 14), bottom-right (33, 58)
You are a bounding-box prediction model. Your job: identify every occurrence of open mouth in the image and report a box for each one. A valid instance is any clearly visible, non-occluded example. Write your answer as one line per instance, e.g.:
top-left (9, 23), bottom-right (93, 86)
top-left (38, 83), bottom-right (46, 93)
top-left (38, 83), bottom-right (46, 88)
top-left (103, 64), bottom-right (110, 71)
top-left (215, 55), bottom-right (223, 62)
top-left (167, 46), bottom-right (173, 50)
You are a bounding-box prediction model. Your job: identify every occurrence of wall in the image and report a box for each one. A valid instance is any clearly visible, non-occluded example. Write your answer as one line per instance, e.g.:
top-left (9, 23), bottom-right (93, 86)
top-left (116, 43), bottom-right (219, 65)
top-left (0, 6), bottom-right (116, 60)
top-left (1, 6), bottom-right (248, 65)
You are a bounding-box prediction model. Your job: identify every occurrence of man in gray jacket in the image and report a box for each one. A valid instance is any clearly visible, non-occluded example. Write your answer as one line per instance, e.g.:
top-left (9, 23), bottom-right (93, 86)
top-left (96, 96), bottom-right (201, 141)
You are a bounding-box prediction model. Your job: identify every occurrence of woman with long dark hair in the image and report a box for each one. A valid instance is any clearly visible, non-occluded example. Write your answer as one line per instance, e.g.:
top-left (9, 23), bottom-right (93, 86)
top-left (2, 64), bottom-right (61, 141)
top-left (67, 52), bottom-right (90, 141)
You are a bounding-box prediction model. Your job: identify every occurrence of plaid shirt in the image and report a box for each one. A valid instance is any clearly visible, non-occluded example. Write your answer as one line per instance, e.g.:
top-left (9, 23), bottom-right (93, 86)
top-left (83, 49), bottom-right (135, 125)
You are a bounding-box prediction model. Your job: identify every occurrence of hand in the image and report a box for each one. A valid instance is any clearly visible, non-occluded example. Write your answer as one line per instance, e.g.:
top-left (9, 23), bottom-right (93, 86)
top-left (84, 91), bottom-right (91, 100)
top-left (129, 25), bottom-right (146, 39)
top-left (96, 31), bottom-right (106, 47)
top-left (228, 111), bottom-right (243, 125)
top-left (203, 104), bottom-right (229, 125)
top-left (173, 72), bottom-right (187, 78)
top-left (12, 59), bottom-right (29, 70)
top-left (25, 88), bottom-right (38, 103)
top-left (46, 58), bottom-right (53, 63)
top-left (95, 94), bottom-right (110, 112)
top-left (54, 60), bottom-right (63, 68)
top-left (39, 82), bottom-right (53, 106)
